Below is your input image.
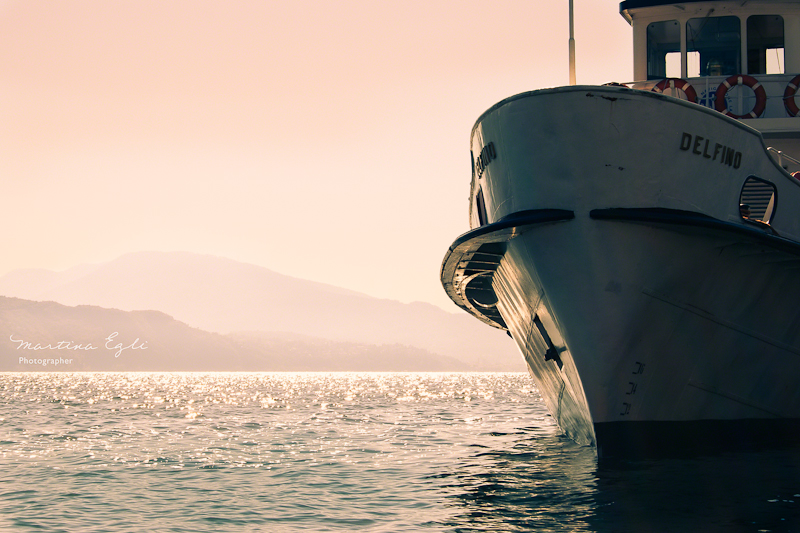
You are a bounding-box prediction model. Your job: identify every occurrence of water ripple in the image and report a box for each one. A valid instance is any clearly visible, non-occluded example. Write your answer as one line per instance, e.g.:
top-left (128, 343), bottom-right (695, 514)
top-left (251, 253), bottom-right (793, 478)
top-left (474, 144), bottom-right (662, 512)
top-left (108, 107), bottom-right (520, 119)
top-left (1, 372), bottom-right (799, 531)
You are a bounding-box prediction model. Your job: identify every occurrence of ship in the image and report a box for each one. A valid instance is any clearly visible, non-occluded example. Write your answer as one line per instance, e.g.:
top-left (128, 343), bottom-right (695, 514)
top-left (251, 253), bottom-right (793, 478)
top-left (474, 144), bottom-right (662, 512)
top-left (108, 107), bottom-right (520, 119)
top-left (441, 0), bottom-right (800, 459)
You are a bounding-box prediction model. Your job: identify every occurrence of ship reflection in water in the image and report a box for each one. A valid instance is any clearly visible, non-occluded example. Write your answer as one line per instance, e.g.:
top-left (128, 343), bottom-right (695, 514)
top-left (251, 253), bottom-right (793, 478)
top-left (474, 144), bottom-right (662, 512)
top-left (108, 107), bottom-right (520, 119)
top-left (438, 430), bottom-right (800, 532)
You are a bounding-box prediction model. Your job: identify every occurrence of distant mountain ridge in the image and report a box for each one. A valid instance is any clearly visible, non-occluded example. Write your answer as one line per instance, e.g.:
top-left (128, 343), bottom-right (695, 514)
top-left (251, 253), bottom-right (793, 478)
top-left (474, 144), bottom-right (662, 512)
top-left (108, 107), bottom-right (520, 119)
top-left (0, 296), bottom-right (243, 371)
top-left (0, 252), bottom-right (522, 370)
top-left (0, 297), bottom-right (472, 371)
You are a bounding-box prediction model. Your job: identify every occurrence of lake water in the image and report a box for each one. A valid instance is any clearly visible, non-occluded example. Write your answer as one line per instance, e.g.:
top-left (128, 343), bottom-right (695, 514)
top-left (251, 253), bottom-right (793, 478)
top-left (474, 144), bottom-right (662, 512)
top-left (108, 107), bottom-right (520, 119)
top-left (1, 372), bottom-right (799, 532)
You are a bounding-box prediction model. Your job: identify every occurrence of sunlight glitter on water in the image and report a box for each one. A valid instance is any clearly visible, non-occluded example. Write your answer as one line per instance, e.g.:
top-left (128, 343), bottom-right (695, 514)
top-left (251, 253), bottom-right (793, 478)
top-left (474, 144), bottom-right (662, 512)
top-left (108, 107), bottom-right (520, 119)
top-left (2, 372), bottom-right (799, 532)
top-left (1, 372), bottom-right (550, 475)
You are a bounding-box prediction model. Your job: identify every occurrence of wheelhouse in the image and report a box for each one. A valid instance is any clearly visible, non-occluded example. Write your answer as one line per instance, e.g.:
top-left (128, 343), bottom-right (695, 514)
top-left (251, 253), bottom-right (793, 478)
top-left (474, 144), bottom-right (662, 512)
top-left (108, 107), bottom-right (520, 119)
top-left (620, 0), bottom-right (800, 165)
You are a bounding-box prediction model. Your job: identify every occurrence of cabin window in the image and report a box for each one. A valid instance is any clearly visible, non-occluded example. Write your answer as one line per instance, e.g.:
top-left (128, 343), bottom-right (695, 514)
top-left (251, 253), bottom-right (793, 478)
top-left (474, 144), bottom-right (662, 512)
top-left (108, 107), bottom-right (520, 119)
top-left (687, 51), bottom-right (701, 78)
top-left (747, 15), bottom-right (784, 74)
top-left (739, 176), bottom-right (776, 224)
top-left (647, 20), bottom-right (680, 79)
top-left (687, 16), bottom-right (741, 77)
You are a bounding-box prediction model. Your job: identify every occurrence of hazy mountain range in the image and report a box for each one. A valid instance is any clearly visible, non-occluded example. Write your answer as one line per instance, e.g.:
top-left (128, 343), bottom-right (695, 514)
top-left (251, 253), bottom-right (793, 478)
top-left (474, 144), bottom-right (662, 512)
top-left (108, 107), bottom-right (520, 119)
top-left (0, 252), bottom-right (522, 371)
top-left (0, 297), bottom-right (469, 371)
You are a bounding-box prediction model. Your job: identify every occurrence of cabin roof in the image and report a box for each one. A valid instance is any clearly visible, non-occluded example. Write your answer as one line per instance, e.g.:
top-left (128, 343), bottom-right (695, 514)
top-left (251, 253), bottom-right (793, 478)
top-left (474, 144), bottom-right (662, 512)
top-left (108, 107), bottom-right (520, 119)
top-left (620, 0), bottom-right (705, 11)
top-left (621, 0), bottom-right (797, 12)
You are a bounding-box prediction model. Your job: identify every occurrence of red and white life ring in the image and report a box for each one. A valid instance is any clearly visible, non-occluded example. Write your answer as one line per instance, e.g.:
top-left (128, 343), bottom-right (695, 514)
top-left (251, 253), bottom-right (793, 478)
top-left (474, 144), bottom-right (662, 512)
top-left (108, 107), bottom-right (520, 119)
top-left (784, 75), bottom-right (800, 117)
top-left (715, 75), bottom-right (767, 119)
top-left (651, 78), bottom-right (697, 103)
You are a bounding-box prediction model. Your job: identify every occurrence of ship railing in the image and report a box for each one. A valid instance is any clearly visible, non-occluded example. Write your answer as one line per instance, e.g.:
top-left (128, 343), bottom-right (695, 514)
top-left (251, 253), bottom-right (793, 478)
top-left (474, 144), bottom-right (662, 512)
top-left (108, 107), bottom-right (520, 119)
top-left (767, 147), bottom-right (800, 173)
top-left (620, 74), bottom-right (800, 120)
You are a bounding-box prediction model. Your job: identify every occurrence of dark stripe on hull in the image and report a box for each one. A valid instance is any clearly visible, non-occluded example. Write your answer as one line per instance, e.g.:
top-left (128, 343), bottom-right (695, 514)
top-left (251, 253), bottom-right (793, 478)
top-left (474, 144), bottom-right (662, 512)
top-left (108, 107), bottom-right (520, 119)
top-left (590, 207), bottom-right (800, 256)
top-left (440, 209), bottom-right (574, 329)
top-left (446, 209), bottom-right (576, 252)
top-left (595, 419), bottom-right (800, 461)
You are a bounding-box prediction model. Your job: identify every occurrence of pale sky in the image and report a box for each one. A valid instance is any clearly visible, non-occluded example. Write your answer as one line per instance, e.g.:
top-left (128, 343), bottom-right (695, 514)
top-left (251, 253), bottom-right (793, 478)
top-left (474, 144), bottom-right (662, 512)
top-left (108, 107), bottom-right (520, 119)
top-left (0, 0), bottom-right (631, 311)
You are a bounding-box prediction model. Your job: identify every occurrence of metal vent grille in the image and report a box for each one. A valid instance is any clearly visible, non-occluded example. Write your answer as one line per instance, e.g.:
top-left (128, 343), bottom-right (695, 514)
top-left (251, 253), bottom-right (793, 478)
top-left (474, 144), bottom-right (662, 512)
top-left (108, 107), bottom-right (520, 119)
top-left (740, 176), bottom-right (776, 222)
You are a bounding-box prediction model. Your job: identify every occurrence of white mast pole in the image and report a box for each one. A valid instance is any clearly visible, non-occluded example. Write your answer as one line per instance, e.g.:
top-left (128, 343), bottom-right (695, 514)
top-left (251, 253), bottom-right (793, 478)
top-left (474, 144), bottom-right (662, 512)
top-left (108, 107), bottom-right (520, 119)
top-left (569, 0), bottom-right (576, 85)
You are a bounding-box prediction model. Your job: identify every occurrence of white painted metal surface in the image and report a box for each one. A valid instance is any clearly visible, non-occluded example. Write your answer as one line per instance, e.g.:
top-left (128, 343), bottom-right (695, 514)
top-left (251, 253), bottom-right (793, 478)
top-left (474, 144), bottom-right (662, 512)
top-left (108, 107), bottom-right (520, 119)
top-left (445, 84), bottom-right (800, 454)
top-left (443, 0), bottom-right (800, 456)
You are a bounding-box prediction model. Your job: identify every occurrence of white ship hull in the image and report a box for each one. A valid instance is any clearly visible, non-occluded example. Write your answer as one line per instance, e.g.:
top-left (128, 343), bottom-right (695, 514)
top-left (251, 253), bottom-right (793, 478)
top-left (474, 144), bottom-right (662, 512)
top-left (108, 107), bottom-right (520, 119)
top-left (442, 86), bottom-right (800, 458)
